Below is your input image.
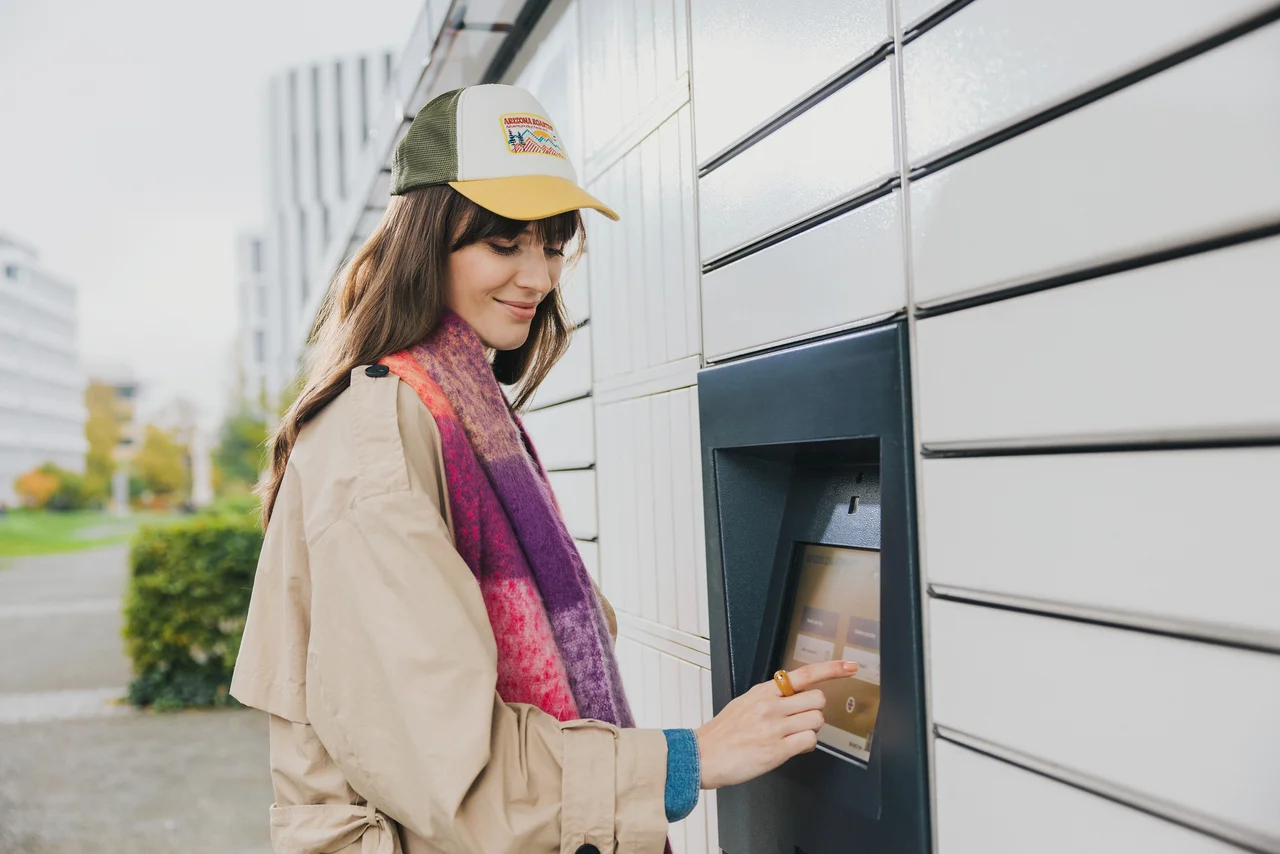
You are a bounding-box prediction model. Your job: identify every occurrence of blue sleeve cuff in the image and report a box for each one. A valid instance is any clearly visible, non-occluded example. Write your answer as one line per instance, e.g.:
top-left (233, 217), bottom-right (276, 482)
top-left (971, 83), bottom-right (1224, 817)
top-left (662, 728), bottom-right (701, 823)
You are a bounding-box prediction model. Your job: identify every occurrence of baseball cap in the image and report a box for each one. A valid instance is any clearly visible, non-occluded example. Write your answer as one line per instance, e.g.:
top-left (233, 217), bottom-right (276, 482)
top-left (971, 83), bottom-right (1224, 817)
top-left (391, 84), bottom-right (619, 221)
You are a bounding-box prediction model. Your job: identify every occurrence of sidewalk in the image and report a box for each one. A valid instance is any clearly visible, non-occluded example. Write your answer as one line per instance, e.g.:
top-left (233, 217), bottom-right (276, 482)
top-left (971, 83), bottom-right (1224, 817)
top-left (0, 547), bottom-right (274, 853)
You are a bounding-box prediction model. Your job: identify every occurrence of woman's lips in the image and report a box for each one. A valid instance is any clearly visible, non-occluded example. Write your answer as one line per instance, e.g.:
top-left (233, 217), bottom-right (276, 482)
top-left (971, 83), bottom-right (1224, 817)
top-left (496, 299), bottom-right (537, 321)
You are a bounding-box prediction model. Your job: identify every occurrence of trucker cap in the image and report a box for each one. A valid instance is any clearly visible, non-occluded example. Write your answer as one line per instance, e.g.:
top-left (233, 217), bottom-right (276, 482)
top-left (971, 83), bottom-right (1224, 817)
top-left (391, 84), bottom-right (619, 221)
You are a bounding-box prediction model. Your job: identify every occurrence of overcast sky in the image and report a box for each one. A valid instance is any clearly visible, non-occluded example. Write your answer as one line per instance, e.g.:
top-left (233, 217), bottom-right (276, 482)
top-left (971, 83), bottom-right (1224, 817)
top-left (0, 0), bottom-right (421, 431)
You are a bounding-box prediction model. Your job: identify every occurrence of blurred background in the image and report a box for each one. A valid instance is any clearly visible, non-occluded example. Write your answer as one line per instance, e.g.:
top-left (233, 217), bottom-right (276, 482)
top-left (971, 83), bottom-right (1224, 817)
top-left (1, 0), bottom-right (1277, 852)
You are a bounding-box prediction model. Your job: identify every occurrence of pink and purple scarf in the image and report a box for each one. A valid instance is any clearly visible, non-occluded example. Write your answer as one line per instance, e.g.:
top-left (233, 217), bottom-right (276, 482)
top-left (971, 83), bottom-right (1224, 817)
top-left (382, 311), bottom-right (634, 728)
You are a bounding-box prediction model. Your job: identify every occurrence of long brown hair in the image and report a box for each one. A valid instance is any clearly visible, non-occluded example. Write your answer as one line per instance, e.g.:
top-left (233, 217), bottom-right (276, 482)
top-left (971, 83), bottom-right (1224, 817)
top-left (258, 185), bottom-right (584, 526)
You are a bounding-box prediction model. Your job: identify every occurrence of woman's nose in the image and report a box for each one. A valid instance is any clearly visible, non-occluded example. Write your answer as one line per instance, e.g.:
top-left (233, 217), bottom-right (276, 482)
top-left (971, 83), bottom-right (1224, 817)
top-left (514, 252), bottom-right (555, 295)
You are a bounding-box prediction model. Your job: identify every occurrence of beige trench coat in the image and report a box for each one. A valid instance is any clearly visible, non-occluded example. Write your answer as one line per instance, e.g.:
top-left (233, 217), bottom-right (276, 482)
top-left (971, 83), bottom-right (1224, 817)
top-left (230, 367), bottom-right (669, 854)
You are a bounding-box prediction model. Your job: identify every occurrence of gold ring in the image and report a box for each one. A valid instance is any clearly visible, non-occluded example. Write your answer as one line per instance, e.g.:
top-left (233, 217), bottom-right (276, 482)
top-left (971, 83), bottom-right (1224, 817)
top-left (773, 669), bottom-right (795, 697)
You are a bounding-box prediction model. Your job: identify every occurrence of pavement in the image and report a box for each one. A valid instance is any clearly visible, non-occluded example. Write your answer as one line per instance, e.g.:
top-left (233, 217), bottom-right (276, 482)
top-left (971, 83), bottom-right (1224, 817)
top-left (0, 547), bottom-right (274, 853)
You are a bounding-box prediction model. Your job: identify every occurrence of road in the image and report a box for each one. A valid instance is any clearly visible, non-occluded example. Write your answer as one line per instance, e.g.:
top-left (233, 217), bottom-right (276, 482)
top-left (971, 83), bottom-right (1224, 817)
top-left (0, 547), bottom-right (274, 853)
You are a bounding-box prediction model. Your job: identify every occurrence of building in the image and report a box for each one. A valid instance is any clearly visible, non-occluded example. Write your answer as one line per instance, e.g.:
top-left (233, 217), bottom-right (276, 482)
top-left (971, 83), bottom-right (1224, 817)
top-left (0, 232), bottom-right (87, 507)
top-left (236, 50), bottom-right (399, 411)
top-left (273, 1), bottom-right (1280, 851)
top-left (235, 230), bottom-right (271, 410)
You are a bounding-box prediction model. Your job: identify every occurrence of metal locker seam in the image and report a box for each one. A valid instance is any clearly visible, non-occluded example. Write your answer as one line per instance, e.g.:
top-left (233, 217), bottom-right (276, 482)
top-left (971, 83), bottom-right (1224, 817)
top-left (906, 3), bottom-right (1280, 177)
top-left (913, 219), bottom-right (1280, 319)
top-left (935, 726), bottom-right (1280, 854)
top-left (697, 41), bottom-right (896, 177)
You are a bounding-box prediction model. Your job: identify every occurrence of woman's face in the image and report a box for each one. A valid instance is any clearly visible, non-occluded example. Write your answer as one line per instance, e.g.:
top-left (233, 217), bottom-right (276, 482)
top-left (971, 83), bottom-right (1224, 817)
top-left (446, 227), bottom-right (567, 351)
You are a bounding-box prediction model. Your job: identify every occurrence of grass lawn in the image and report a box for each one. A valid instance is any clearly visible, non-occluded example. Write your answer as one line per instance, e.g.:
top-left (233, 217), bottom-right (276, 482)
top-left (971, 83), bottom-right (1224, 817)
top-left (0, 509), bottom-right (183, 559)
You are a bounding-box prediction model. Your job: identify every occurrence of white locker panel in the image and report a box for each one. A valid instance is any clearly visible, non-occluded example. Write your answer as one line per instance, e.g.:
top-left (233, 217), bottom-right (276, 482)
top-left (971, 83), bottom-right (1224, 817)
top-left (698, 62), bottom-right (897, 260)
top-left (904, 0), bottom-right (1275, 163)
top-left (669, 391), bottom-right (703, 637)
top-left (587, 108), bottom-right (700, 382)
top-left (596, 399), bottom-right (636, 614)
top-left (910, 22), bottom-right (1280, 305)
top-left (659, 654), bottom-right (687, 853)
top-left (575, 538), bottom-right (600, 583)
top-left (934, 741), bottom-right (1240, 854)
top-left (651, 394), bottom-right (680, 628)
top-left (701, 192), bottom-right (905, 359)
top-left (689, 0), bottom-right (889, 163)
top-left (929, 601), bottom-right (1280, 839)
top-left (523, 397), bottom-right (594, 470)
top-left (915, 237), bottom-right (1280, 444)
top-left (679, 660), bottom-right (710, 854)
top-left (547, 470), bottom-right (597, 540)
top-left (530, 325), bottom-right (592, 410)
top-left (562, 250), bottom-right (591, 325)
top-left (922, 448), bottom-right (1280, 636)
top-left (579, 0), bottom-right (686, 158)
top-left (596, 389), bottom-right (708, 635)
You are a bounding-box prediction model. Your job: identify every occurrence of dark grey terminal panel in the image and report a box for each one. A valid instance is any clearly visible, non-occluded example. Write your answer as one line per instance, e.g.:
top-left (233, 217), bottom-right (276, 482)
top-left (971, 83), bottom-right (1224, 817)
top-left (698, 323), bottom-right (929, 854)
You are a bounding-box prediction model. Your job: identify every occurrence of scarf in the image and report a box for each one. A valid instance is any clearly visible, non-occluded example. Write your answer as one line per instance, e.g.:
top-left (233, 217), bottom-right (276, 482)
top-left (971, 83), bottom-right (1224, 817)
top-left (382, 311), bottom-right (634, 728)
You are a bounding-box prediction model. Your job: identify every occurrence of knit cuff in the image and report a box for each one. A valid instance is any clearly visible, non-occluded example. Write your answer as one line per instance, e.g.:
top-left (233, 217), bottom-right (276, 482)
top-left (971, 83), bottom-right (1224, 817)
top-left (662, 728), bottom-right (701, 823)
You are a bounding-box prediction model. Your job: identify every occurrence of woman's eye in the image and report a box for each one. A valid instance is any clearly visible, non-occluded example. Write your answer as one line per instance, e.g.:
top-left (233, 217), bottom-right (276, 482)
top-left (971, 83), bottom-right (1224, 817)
top-left (545, 246), bottom-right (566, 258)
top-left (488, 242), bottom-right (520, 256)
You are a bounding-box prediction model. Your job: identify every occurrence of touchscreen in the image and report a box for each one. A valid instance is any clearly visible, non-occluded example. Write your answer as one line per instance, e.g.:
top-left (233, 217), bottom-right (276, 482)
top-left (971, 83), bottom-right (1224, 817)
top-left (777, 543), bottom-right (881, 762)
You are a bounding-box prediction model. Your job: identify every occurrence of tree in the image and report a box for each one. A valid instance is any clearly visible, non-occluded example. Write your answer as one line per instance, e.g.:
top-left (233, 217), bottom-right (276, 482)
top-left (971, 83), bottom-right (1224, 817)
top-left (133, 425), bottom-right (189, 502)
top-left (14, 468), bottom-right (59, 509)
top-left (212, 407), bottom-right (269, 494)
top-left (84, 381), bottom-right (121, 502)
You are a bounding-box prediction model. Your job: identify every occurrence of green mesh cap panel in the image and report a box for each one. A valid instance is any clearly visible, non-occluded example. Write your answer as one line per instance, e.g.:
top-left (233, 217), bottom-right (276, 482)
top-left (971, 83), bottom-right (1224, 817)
top-left (391, 88), bottom-right (464, 195)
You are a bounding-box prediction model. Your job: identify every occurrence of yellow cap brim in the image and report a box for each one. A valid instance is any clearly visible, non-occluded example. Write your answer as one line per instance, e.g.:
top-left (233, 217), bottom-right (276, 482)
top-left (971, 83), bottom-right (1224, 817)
top-left (449, 175), bottom-right (620, 222)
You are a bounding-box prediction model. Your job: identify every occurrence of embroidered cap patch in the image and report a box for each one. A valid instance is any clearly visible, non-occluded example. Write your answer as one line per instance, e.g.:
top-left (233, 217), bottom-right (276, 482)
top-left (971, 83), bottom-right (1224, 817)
top-left (500, 113), bottom-right (567, 159)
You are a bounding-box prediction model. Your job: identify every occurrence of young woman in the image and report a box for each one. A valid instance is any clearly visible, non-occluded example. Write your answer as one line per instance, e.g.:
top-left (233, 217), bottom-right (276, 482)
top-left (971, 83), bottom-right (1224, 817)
top-left (231, 84), bottom-right (857, 854)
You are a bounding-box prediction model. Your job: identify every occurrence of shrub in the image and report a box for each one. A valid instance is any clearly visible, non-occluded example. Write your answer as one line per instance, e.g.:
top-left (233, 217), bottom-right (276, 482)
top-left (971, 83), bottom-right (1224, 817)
top-left (123, 515), bottom-right (263, 710)
top-left (13, 463), bottom-right (101, 510)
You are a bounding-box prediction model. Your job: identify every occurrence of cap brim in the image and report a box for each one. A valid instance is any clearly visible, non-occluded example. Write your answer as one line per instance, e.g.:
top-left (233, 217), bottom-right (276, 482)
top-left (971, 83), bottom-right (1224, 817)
top-left (448, 175), bottom-right (620, 221)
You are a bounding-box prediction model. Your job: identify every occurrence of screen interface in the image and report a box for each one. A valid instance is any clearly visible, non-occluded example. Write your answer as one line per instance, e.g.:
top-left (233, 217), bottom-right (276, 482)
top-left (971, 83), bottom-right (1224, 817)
top-left (777, 543), bottom-right (881, 763)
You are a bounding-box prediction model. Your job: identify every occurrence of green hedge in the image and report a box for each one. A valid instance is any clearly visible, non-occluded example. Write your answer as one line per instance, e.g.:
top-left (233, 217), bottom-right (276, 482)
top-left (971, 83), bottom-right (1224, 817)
top-left (123, 515), bottom-right (263, 710)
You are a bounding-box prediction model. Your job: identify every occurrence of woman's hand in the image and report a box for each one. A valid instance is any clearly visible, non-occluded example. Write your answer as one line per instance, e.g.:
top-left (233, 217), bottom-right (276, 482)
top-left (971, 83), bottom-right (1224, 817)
top-left (694, 660), bottom-right (858, 790)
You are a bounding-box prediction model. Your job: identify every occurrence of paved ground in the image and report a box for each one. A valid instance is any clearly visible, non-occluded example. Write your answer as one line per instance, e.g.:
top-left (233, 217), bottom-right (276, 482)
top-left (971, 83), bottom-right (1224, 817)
top-left (0, 547), bottom-right (274, 853)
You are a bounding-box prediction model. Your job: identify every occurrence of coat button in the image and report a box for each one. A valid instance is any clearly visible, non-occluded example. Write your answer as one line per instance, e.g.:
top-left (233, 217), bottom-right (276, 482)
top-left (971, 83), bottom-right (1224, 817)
top-left (574, 846), bottom-right (601, 854)
top-left (365, 364), bottom-right (390, 377)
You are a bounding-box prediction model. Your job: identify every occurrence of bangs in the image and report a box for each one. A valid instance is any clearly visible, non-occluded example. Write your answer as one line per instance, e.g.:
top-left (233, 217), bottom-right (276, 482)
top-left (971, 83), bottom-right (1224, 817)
top-left (449, 193), bottom-right (583, 251)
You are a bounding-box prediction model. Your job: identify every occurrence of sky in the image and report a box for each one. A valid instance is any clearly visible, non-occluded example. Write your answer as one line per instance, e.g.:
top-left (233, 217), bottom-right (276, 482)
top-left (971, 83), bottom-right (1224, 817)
top-left (0, 0), bottom-right (422, 431)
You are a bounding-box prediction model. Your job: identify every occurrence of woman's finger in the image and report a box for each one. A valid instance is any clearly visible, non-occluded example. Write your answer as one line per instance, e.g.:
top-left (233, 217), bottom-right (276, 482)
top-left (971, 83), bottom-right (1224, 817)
top-left (778, 689), bottom-right (826, 715)
top-left (782, 729), bottom-right (819, 757)
top-left (782, 709), bottom-right (825, 735)
top-left (787, 660), bottom-right (858, 693)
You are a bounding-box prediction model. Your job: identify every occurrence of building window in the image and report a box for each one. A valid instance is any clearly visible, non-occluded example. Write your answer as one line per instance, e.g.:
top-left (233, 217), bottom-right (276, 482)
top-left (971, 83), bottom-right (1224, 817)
top-left (288, 70), bottom-right (301, 205)
top-left (384, 52), bottom-right (393, 87)
top-left (335, 60), bottom-right (347, 199)
top-left (256, 283), bottom-right (267, 319)
top-left (251, 239), bottom-right (263, 273)
top-left (359, 57), bottom-right (369, 144)
top-left (299, 210), bottom-right (309, 302)
top-left (255, 331), bottom-right (266, 364)
top-left (312, 65), bottom-right (324, 198)
top-left (3, 265), bottom-right (18, 280)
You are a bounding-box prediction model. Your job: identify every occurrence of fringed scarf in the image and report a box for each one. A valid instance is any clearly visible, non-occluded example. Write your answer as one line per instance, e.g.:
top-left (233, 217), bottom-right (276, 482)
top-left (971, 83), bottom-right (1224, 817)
top-left (382, 311), bottom-right (634, 728)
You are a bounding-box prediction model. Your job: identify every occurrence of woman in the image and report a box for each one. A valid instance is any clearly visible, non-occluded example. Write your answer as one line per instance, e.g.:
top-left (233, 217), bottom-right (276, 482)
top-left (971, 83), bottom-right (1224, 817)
top-left (231, 84), bottom-right (857, 854)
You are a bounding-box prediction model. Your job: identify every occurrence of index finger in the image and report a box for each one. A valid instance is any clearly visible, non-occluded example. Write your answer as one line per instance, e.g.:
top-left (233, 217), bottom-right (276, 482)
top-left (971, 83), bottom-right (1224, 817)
top-left (787, 660), bottom-right (859, 692)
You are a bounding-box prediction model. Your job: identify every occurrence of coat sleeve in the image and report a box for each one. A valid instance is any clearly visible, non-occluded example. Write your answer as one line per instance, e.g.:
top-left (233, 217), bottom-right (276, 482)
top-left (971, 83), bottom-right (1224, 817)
top-left (304, 493), bottom-right (668, 854)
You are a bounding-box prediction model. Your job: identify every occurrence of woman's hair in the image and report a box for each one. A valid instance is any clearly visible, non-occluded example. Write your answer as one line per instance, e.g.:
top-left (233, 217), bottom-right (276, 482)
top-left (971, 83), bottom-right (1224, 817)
top-left (257, 184), bottom-right (584, 526)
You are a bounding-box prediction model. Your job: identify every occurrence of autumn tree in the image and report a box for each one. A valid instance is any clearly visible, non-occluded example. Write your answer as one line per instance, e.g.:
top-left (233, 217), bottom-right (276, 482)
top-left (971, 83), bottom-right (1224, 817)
top-left (84, 381), bottom-right (122, 501)
top-left (132, 425), bottom-right (188, 502)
